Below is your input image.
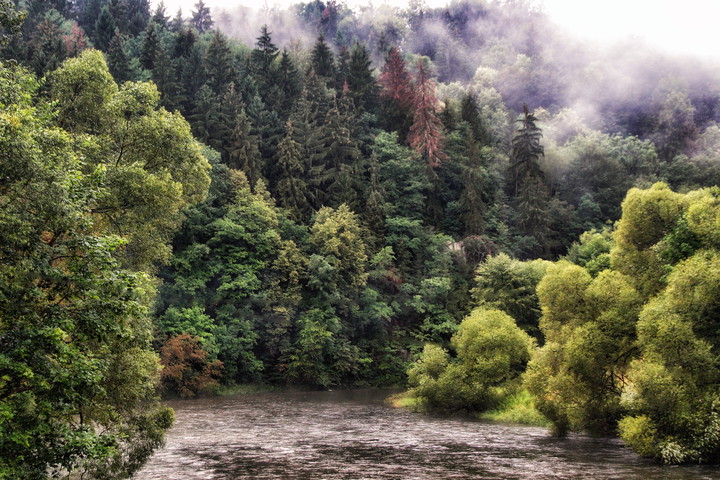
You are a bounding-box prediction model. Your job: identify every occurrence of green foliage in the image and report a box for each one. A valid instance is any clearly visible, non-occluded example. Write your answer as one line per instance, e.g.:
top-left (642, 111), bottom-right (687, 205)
top-left (408, 308), bottom-right (534, 412)
top-left (471, 253), bottom-right (549, 340)
top-left (0, 59), bottom-right (176, 479)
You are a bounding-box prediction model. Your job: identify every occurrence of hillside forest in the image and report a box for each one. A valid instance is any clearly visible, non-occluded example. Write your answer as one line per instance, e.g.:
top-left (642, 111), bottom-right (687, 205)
top-left (2, 0), bottom-right (720, 477)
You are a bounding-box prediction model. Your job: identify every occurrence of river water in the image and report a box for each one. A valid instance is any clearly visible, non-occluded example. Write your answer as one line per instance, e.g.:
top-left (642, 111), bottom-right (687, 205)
top-left (136, 389), bottom-right (718, 479)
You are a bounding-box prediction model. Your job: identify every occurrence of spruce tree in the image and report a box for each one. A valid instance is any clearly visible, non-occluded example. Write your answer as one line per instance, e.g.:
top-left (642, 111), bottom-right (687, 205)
top-left (106, 31), bottom-right (130, 83)
top-left (310, 33), bottom-right (335, 81)
top-left (347, 42), bottom-right (378, 114)
top-left (407, 60), bottom-right (448, 167)
top-left (276, 122), bottom-right (312, 222)
top-left (152, 1), bottom-right (170, 29)
top-left (228, 110), bottom-right (264, 188)
top-left (205, 29), bottom-right (235, 96)
top-left (191, 0), bottom-right (213, 33)
top-left (93, 5), bottom-right (117, 52)
top-left (378, 47), bottom-right (414, 139)
top-left (140, 21), bottom-right (159, 70)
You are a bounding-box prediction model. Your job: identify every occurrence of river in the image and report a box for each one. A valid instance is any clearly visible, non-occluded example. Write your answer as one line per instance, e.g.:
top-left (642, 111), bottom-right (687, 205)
top-left (135, 389), bottom-right (718, 479)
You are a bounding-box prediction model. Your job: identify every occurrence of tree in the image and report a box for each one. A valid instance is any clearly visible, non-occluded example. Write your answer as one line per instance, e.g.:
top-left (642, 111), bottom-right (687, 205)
top-left (347, 42), bottom-right (378, 114)
top-left (93, 5), bottom-right (117, 52)
top-left (408, 308), bottom-right (534, 411)
top-left (228, 110), bottom-right (263, 188)
top-left (378, 47), bottom-right (414, 137)
top-left (0, 58), bottom-right (174, 480)
top-left (407, 59), bottom-right (448, 167)
top-left (0, 0), bottom-right (26, 46)
top-left (310, 33), bottom-right (335, 81)
top-left (140, 21), bottom-right (159, 70)
top-left (46, 50), bottom-right (211, 270)
top-left (509, 105), bottom-right (544, 195)
top-left (205, 29), bottom-right (235, 95)
top-left (159, 334), bottom-right (223, 398)
top-left (276, 122), bottom-right (312, 222)
top-left (190, 0), bottom-right (213, 33)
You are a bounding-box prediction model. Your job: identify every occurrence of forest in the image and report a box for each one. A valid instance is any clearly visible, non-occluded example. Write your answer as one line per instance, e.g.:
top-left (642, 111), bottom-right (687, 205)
top-left (1, 0), bottom-right (720, 477)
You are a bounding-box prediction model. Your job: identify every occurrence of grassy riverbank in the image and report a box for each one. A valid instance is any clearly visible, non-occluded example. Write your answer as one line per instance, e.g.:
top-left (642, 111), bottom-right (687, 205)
top-left (387, 389), bottom-right (549, 428)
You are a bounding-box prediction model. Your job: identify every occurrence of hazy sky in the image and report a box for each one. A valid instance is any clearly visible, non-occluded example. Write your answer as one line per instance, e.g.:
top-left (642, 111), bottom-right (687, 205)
top-left (153, 0), bottom-right (720, 60)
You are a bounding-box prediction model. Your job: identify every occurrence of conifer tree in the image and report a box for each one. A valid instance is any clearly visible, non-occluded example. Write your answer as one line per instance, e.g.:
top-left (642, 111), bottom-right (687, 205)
top-left (140, 21), bottom-right (159, 70)
top-left (205, 29), bottom-right (235, 95)
top-left (228, 110), bottom-right (264, 188)
top-left (152, 1), bottom-right (170, 28)
top-left (378, 47), bottom-right (414, 138)
top-left (274, 49), bottom-right (301, 119)
top-left (152, 43), bottom-right (181, 111)
top-left (106, 31), bottom-right (130, 82)
top-left (170, 7), bottom-right (184, 32)
top-left (347, 42), bottom-right (378, 114)
top-left (276, 122), bottom-right (312, 222)
top-left (311, 33), bottom-right (335, 81)
top-left (126, 0), bottom-right (151, 36)
top-left (191, 0), bottom-right (213, 33)
top-left (509, 105), bottom-right (544, 195)
top-left (407, 59), bottom-right (448, 167)
top-left (93, 5), bottom-right (117, 52)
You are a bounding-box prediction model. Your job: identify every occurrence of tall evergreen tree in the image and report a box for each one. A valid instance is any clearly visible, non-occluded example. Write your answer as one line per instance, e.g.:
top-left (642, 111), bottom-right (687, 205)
top-left (310, 33), bottom-right (335, 81)
top-left (407, 60), bottom-right (448, 167)
top-left (347, 42), bottom-right (378, 114)
top-left (509, 105), bottom-right (544, 196)
top-left (276, 122), bottom-right (312, 222)
top-left (152, 1), bottom-right (170, 28)
top-left (205, 29), bottom-right (235, 95)
top-left (191, 0), bottom-right (213, 33)
top-left (106, 31), bottom-right (130, 82)
top-left (140, 21), bottom-right (159, 70)
top-left (228, 110), bottom-right (264, 188)
top-left (93, 4), bottom-right (117, 52)
top-left (378, 47), bottom-right (414, 138)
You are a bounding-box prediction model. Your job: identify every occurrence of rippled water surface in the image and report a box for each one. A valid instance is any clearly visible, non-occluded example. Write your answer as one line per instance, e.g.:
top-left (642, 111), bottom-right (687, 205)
top-left (136, 389), bottom-right (718, 479)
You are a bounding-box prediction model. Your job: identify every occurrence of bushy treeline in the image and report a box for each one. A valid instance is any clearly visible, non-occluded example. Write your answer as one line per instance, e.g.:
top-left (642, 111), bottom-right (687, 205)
top-left (3, 0), bottom-right (720, 472)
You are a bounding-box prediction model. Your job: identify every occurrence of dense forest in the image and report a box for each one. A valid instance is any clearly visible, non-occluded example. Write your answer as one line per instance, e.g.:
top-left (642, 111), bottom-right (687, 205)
top-left (2, 0), bottom-right (720, 477)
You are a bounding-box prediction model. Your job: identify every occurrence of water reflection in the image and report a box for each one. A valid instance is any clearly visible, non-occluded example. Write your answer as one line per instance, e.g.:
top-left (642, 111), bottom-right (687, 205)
top-left (136, 390), bottom-right (718, 479)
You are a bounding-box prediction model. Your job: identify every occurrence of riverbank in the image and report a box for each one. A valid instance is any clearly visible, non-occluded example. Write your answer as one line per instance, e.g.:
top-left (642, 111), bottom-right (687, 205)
top-left (387, 389), bottom-right (550, 427)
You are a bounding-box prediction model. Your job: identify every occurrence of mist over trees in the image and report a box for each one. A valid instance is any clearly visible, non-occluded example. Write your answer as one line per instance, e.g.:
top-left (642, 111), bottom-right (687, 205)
top-left (2, 0), bottom-right (720, 475)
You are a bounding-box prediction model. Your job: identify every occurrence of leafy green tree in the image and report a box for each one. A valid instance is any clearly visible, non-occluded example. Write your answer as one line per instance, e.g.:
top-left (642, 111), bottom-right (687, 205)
top-left (46, 50), bottom-right (211, 270)
top-left (524, 262), bottom-right (642, 435)
top-left (0, 58), bottom-right (174, 480)
top-left (408, 308), bottom-right (534, 411)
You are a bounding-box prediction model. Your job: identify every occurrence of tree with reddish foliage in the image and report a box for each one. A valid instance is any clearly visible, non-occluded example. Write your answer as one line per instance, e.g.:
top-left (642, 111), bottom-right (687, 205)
top-left (160, 333), bottom-right (224, 398)
top-left (407, 60), bottom-right (449, 167)
top-left (377, 47), bottom-right (414, 138)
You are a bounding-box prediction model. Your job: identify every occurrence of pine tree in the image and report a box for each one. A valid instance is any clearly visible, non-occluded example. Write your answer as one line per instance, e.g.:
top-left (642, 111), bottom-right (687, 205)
top-left (191, 0), bottom-right (213, 33)
top-left (205, 30), bottom-right (235, 96)
top-left (169, 7), bottom-right (184, 32)
top-left (347, 42), bottom-right (378, 114)
top-left (228, 110), bottom-right (264, 188)
top-left (106, 31), bottom-right (130, 83)
top-left (459, 127), bottom-right (488, 236)
top-left (152, 43), bottom-right (181, 111)
top-left (274, 49), bottom-right (301, 119)
top-left (407, 60), bottom-right (448, 168)
top-left (276, 122), bottom-right (312, 222)
top-left (78, 0), bottom-right (105, 39)
top-left (310, 33), bottom-right (335, 81)
top-left (140, 21), bottom-right (159, 70)
top-left (126, 0), bottom-right (150, 36)
top-left (509, 105), bottom-right (544, 196)
top-left (152, 1), bottom-right (170, 28)
top-left (93, 5), bottom-right (117, 52)
top-left (460, 92), bottom-right (491, 145)
top-left (378, 47), bottom-right (414, 138)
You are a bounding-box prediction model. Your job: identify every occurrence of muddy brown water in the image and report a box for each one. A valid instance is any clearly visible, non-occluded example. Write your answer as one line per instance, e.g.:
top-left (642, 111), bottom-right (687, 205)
top-left (135, 389), bottom-right (719, 479)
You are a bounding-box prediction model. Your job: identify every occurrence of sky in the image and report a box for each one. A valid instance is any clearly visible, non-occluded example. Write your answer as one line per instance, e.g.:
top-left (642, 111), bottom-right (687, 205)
top-left (153, 0), bottom-right (720, 60)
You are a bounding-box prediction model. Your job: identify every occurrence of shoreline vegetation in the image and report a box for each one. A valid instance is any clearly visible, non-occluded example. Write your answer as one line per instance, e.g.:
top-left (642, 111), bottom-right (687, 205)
top-left (3, 0), bottom-right (720, 476)
top-left (387, 389), bottom-right (550, 428)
